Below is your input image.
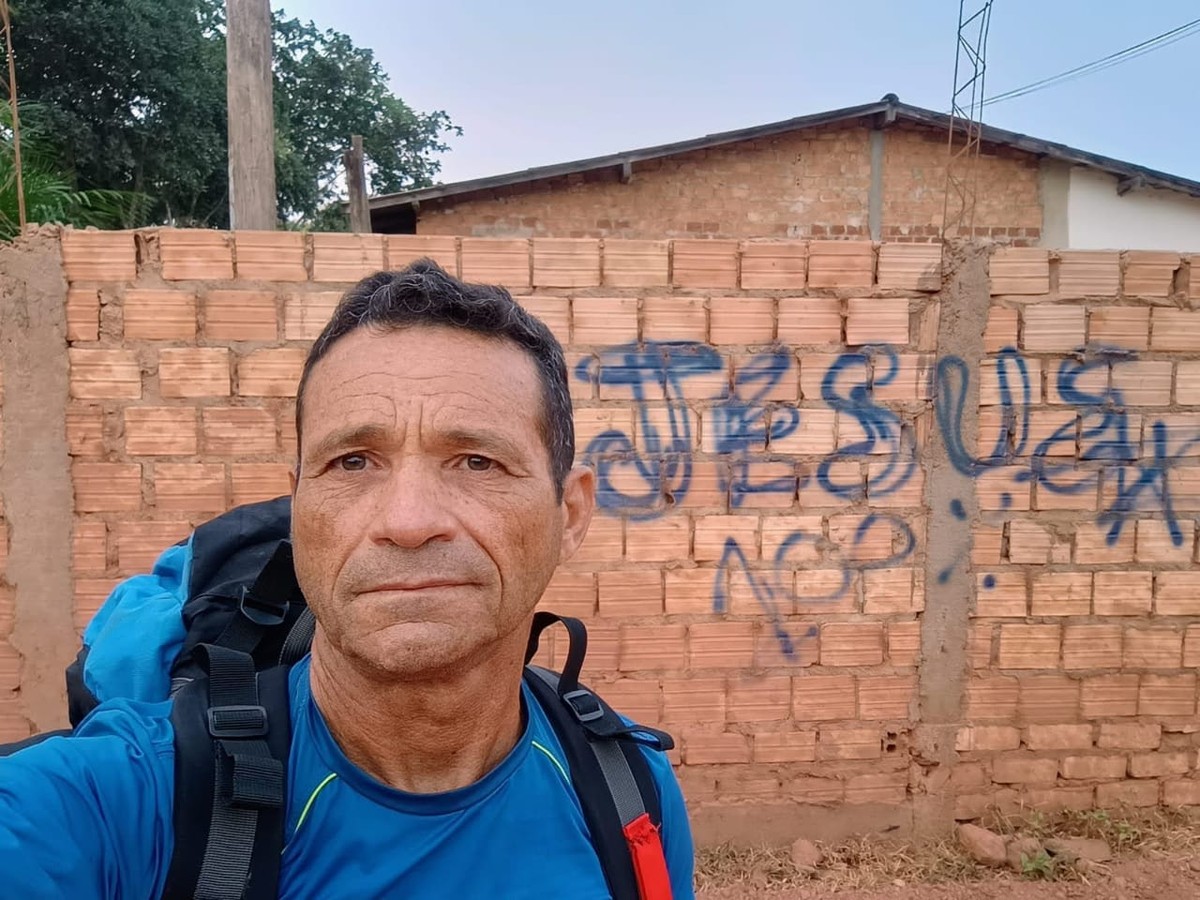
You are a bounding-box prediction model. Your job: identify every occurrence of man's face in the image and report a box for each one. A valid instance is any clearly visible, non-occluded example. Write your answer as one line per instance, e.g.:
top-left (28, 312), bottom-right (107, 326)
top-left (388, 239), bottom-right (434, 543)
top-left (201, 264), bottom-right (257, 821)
top-left (291, 324), bottom-right (594, 680)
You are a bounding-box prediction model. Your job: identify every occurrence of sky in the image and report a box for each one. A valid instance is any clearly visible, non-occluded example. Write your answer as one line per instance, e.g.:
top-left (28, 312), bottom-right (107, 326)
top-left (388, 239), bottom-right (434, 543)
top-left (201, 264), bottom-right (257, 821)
top-left (278, 0), bottom-right (1200, 187)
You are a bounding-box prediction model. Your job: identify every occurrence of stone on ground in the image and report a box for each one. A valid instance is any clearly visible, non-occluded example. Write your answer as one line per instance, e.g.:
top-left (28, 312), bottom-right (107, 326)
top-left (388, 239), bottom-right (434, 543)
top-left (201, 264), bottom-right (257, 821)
top-left (956, 823), bottom-right (1007, 867)
top-left (1006, 836), bottom-right (1045, 872)
top-left (790, 837), bottom-right (823, 870)
top-left (1045, 837), bottom-right (1113, 863)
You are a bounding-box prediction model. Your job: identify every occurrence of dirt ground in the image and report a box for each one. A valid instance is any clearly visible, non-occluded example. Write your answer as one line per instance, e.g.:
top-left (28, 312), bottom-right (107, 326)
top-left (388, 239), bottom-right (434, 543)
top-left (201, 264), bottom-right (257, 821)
top-left (697, 855), bottom-right (1200, 900)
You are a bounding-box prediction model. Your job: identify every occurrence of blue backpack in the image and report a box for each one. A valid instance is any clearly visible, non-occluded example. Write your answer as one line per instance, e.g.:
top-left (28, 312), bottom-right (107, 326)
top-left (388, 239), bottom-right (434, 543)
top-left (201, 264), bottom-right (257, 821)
top-left (2, 497), bottom-right (677, 900)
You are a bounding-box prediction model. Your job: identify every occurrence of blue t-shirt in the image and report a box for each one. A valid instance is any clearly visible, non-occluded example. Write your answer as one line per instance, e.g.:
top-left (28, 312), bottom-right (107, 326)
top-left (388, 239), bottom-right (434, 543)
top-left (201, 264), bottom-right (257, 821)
top-left (0, 658), bottom-right (694, 898)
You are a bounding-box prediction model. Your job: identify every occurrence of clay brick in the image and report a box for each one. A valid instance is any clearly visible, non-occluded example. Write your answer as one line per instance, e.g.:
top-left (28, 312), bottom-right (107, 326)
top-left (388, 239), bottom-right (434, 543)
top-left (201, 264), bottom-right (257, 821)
top-left (1057, 251), bottom-right (1120, 298)
top-left (124, 407), bottom-right (198, 456)
top-left (709, 297), bottom-right (774, 345)
top-left (1075, 523), bottom-right (1133, 564)
top-left (531, 239), bottom-right (600, 288)
top-left (1176, 361), bottom-right (1200, 405)
top-left (626, 516), bottom-right (691, 565)
top-left (1123, 251), bottom-right (1178, 298)
top-left (1062, 625), bottom-right (1122, 671)
top-left (116, 520), bottom-right (192, 574)
top-left (1081, 674), bottom-right (1139, 718)
top-left (159, 229), bottom-right (233, 280)
top-left (62, 230), bottom-right (136, 282)
top-left (731, 352), bottom-right (797, 403)
top-left (983, 307), bottom-right (1019, 353)
top-left (515, 296), bottom-right (569, 345)
top-left (1186, 626), bottom-right (1200, 669)
top-left (887, 621), bottom-right (921, 667)
top-left (66, 289), bottom-right (100, 342)
top-left (72, 522), bottom-right (107, 574)
top-left (620, 623), bottom-right (686, 672)
top-left (661, 676), bottom-right (725, 724)
top-left (845, 770), bottom-right (908, 805)
top-left (640, 296), bottom-right (706, 342)
top-left (1094, 572), bottom-right (1152, 616)
top-left (539, 571), bottom-right (595, 619)
top-left (820, 623), bottom-right (883, 666)
top-left (312, 233), bottom-right (386, 283)
top-left (202, 408), bottom-right (277, 456)
top-left (570, 515), bottom-right (623, 565)
top-left (845, 298), bottom-right (908, 346)
top-left (663, 569), bottom-right (717, 615)
top-left (1142, 518), bottom-right (1197, 565)
top-left (595, 678), bottom-right (660, 726)
top-left (159, 348), bottom-right (230, 398)
top-left (230, 463), bottom-right (291, 507)
top-left (74, 462), bottom-right (142, 512)
top-left (204, 291), bottom-right (279, 341)
top-left (602, 240), bottom-right (668, 287)
top-left (66, 406), bottom-right (105, 457)
top-left (956, 725), bottom-right (1021, 752)
top-left (671, 239), bottom-right (738, 289)
top-left (857, 675), bottom-right (916, 720)
top-left (572, 297), bottom-right (638, 345)
top-left (727, 675), bottom-right (791, 722)
top-left (753, 730), bottom-right (817, 763)
top-left (283, 292), bottom-right (340, 341)
top-left (688, 515), bottom-right (755, 566)
top-left (386, 235), bottom-right (458, 274)
top-left (1098, 722), bottom-right (1161, 751)
top-left (975, 571), bottom-right (1027, 618)
top-left (234, 231), bottom-right (307, 281)
top-left (1163, 780), bottom-right (1200, 807)
top-left (1112, 360), bottom-right (1172, 406)
top-left (1123, 628), bottom-right (1183, 669)
top-left (74, 578), bottom-right (121, 631)
top-left (998, 624), bottom-right (1060, 670)
top-left (1151, 309), bottom-right (1200, 351)
top-left (683, 730), bottom-right (750, 765)
top-left (237, 348), bottom-right (305, 397)
top-left (979, 357), bottom-right (1043, 406)
top-left (1129, 751), bottom-right (1191, 778)
top-left (976, 466), bottom-right (1030, 511)
top-left (1060, 755), bottom-right (1126, 780)
top-left (1138, 674), bottom-right (1196, 716)
top-left (862, 568), bottom-right (916, 615)
top-left (866, 460), bottom-right (924, 507)
top-left (968, 624), bottom-right (993, 669)
top-left (1029, 572), bottom-right (1092, 618)
top-left (1088, 306), bottom-right (1149, 351)
top-left (793, 674), bottom-right (856, 721)
top-left (1022, 786), bottom-right (1096, 813)
top-left (992, 755), bottom-right (1059, 785)
top-left (876, 243), bottom-right (941, 291)
top-left (818, 726), bottom-right (881, 761)
top-left (972, 525), bottom-right (1003, 566)
top-left (155, 463), bottom-right (226, 512)
top-left (597, 570), bottom-right (662, 617)
top-left (776, 298), bottom-right (841, 345)
top-left (1022, 305), bottom-right (1086, 352)
top-left (807, 241), bottom-right (873, 289)
top-left (1156, 572), bottom-right (1200, 617)
top-left (1019, 675), bottom-right (1080, 723)
top-left (789, 775), bottom-right (845, 805)
top-left (990, 247), bottom-right (1049, 295)
top-left (69, 349), bottom-right (141, 400)
top-left (1026, 724), bottom-right (1093, 751)
top-left (688, 622), bottom-right (755, 669)
top-left (1097, 780), bottom-right (1159, 808)
top-left (769, 408), bottom-right (836, 454)
top-left (739, 241), bottom-right (807, 290)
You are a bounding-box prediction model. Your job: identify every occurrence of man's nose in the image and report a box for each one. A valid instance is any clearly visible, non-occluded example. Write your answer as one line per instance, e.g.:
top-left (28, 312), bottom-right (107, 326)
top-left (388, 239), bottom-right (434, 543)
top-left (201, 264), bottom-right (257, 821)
top-left (366, 460), bottom-right (459, 549)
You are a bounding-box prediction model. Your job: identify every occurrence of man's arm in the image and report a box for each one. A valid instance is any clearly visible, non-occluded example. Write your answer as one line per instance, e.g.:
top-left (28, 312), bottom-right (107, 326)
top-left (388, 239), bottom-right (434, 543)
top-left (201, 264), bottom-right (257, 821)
top-left (0, 701), bottom-right (176, 899)
top-left (640, 747), bottom-right (696, 900)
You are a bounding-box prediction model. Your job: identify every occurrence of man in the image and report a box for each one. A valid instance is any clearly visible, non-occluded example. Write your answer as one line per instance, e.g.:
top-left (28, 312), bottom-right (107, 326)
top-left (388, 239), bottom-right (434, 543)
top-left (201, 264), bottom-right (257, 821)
top-left (0, 261), bottom-right (694, 897)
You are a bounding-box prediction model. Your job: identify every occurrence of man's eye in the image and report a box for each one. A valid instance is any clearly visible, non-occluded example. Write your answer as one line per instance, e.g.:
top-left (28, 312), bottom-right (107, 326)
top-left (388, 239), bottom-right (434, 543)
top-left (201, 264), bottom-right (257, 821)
top-left (337, 454), bottom-right (368, 471)
top-left (464, 455), bottom-right (495, 472)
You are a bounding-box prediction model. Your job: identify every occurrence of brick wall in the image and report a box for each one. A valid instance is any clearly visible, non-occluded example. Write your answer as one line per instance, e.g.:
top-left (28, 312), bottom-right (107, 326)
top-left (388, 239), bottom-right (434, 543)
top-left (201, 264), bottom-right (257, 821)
top-left (413, 122), bottom-right (1042, 245)
top-left (5, 230), bottom-right (1200, 843)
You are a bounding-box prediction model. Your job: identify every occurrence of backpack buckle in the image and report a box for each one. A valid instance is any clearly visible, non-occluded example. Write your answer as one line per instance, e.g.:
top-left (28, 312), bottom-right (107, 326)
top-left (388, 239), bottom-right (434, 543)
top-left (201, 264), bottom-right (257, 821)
top-left (207, 704), bottom-right (269, 738)
top-left (239, 586), bottom-right (288, 627)
top-left (561, 688), bottom-right (604, 724)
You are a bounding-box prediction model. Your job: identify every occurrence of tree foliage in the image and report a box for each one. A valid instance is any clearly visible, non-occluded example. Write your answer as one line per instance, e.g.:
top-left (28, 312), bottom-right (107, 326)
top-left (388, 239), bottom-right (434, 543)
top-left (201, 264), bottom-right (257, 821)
top-left (9, 0), bottom-right (456, 228)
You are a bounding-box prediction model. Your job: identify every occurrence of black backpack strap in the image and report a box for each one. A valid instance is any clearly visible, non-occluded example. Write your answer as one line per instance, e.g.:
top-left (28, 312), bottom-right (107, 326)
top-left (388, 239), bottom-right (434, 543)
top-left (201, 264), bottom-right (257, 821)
top-left (211, 542), bottom-right (300, 657)
top-left (163, 647), bottom-right (292, 900)
top-left (522, 612), bottom-right (675, 900)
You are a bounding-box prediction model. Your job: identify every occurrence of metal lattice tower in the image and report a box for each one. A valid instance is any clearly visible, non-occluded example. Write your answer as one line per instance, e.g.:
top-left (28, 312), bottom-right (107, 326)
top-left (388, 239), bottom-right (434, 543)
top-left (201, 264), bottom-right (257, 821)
top-left (942, 0), bottom-right (993, 241)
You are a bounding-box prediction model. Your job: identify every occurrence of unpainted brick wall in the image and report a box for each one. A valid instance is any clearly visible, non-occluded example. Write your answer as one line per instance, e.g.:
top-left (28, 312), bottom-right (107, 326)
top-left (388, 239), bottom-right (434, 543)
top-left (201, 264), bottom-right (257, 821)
top-left (7, 229), bottom-right (1200, 842)
top-left (414, 122), bottom-right (1042, 245)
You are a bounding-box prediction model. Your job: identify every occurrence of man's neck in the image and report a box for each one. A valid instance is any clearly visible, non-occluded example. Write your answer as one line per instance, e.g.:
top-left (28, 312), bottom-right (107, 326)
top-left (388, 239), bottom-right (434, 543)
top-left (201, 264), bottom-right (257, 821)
top-left (308, 631), bottom-right (526, 794)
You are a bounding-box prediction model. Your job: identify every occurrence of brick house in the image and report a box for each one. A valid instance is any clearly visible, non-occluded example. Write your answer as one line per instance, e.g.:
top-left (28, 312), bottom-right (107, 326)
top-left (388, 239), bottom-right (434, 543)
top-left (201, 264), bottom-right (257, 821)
top-left (367, 95), bottom-right (1200, 252)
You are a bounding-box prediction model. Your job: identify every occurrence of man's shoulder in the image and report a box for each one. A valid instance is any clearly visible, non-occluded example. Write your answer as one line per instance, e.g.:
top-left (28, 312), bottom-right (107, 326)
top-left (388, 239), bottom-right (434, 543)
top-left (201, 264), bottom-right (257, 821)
top-left (5, 696), bottom-right (175, 774)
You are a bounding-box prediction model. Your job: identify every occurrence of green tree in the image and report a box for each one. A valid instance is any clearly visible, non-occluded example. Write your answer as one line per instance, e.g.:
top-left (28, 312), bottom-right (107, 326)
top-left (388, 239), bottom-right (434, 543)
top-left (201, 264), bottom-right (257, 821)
top-left (9, 0), bottom-right (456, 228)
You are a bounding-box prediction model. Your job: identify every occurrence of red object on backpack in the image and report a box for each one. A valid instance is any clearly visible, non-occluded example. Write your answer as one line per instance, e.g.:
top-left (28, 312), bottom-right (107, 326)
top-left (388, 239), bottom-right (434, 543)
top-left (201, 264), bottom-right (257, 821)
top-left (623, 812), bottom-right (673, 900)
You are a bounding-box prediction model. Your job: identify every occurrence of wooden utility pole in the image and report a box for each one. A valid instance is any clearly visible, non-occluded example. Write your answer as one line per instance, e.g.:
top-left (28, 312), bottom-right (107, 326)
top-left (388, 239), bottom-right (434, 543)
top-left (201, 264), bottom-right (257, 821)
top-left (226, 0), bottom-right (276, 230)
top-left (1, 0), bottom-right (25, 229)
top-left (344, 135), bottom-right (371, 233)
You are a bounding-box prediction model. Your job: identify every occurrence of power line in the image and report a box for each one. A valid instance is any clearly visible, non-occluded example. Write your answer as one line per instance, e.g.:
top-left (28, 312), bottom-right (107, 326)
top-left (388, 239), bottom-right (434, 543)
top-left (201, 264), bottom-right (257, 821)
top-left (983, 16), bottom-right (1200, 107)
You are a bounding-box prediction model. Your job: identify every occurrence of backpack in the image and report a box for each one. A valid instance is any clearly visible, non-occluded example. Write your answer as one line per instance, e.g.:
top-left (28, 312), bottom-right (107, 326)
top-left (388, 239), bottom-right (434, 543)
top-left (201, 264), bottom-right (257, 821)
top-left (2, 497), bottom-right (677, 900)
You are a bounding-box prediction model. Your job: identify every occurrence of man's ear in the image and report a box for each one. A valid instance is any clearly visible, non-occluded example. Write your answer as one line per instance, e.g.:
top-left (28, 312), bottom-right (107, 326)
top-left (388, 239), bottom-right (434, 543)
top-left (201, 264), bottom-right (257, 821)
top-left (558, 464), bottom-right (596, 563)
